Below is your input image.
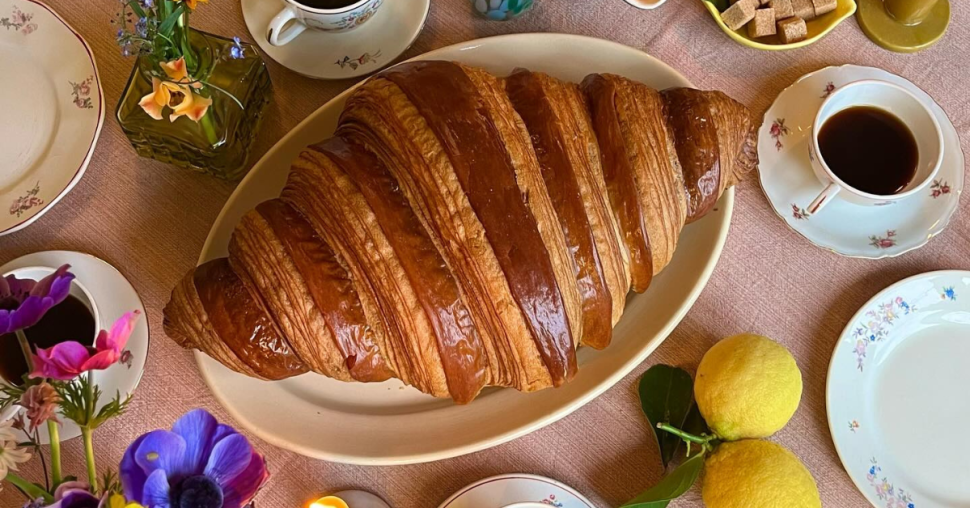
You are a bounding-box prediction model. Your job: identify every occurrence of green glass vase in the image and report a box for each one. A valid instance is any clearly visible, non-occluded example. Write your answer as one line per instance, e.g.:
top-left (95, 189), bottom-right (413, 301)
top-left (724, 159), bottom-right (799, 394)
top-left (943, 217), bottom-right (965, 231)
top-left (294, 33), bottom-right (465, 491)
top-left (116, 28), bottom-right (272, 180)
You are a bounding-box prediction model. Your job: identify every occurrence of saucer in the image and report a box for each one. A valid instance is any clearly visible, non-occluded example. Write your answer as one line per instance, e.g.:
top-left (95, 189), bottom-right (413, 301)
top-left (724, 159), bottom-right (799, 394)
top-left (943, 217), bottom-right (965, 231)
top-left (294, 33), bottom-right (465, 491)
top-left (0, 0), bottom-right (104, 237)
top-left (758, 65), bottom-right (963, 259)
top-left (0, 251), bottom-right (149, 443)
top-left (827, 270), bottom-right (970, 508)
top-left (241, 0), bottom-right (430, 80)
top-left (438, 474), bottom-right (594, 508)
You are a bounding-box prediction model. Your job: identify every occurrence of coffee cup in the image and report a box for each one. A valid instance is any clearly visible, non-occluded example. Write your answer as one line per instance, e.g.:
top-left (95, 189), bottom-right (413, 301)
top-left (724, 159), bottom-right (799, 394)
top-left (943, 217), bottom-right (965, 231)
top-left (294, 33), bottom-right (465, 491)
top-left (805, 79), bottom-right (943, 215)
top-left (267, 0), bottom-right (384, 47)
top-left (0, 267), bottom-right (99, 422)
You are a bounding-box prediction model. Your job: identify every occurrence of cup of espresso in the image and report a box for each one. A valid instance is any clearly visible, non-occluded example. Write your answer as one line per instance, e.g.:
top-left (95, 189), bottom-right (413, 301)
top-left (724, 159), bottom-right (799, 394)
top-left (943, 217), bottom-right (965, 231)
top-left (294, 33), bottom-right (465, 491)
top-left (267, 0), bottom-right (384, 47)
top-left (0, 267), bottom-right (100, 422)
top-left (805, 79), bottom-right (944, 214)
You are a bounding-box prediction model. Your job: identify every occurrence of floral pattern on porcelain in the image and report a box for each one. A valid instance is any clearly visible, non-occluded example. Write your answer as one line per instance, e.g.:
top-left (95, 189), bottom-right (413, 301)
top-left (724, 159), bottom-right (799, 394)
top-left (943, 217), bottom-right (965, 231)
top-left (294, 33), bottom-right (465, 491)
top-left (848, 420), bottom-right (859, 432)
top-left (769, 118), bottom-right (790, 151)
top-left (930, 179), bottom-right (951, 198)
top-left (0, 5), bottom-right (36, 34)
top-left (869, 230), bottom-right (897, 249)
top-left (9, 182), bottom-right (43, 218)
top-left (791, 203), bottom-right (810, 220)
top-left (821, 81), bottom-right (836, 98)
top-left (70, 76), bottom-right (94, 109)
top-left (335, 0), bottom-right (383, 30)
top-left (941, 286), bottom-right (956, 301)
top-left (851, 296), bottom-right (914, 371)
top-left (334, 50), bottom-right (381, 70)
top-left (541, 494), bottom-right (564, 507)
top-left (472, 0), bottom-right (535, 20)
top-left (867, 459), bottom-right (917, 508)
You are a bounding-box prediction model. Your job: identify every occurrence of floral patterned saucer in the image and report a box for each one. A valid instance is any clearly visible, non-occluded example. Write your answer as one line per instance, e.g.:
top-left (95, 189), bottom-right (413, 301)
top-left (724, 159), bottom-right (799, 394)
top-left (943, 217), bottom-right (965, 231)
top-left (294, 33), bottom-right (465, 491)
top-left (758, 65), bottom-right (963, 258)
top-left (241, 0), bottom-right (430, 80)
top-left (827, 270), bottom-right (970, 508)
top-left (438, 474), bottom-right (594, 508)
top-left (0, 0), bottom-right (103, 237)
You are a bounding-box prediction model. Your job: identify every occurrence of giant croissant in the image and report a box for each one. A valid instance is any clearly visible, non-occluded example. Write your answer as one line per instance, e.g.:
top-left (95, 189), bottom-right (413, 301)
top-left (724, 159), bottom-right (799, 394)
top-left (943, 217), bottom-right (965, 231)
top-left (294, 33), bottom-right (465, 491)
top-left (164, 61), bottom-right (758, 404)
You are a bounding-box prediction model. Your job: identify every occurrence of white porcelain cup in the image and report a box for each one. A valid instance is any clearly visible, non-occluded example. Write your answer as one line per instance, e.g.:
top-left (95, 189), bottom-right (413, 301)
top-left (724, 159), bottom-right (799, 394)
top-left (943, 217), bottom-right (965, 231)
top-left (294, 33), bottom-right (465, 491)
top-left (0, 266), bottom-right (99, 422)
top-left (805, 79), bottom-right (944, 214)
top-left (502, 504), bottom-right (550, 508)
top-left (267, 0), bottom-right (385, 47)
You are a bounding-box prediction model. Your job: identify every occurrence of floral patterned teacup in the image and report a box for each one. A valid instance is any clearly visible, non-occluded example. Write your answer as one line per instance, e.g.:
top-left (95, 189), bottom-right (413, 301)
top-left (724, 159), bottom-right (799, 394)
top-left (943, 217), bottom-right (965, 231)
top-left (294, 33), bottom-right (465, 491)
top-left (267, 0), bottom-right (384, 46)
top-left (806, 79), bottom-right (943, 214)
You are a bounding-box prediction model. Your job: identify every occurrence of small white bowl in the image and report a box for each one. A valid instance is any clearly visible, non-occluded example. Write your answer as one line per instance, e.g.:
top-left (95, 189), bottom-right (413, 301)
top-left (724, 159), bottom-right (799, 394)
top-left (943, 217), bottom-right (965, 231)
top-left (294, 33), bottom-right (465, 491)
top-left (0, 266), bottom-right (100, 421)
top-left (623, 0), bottom-right (667, 9)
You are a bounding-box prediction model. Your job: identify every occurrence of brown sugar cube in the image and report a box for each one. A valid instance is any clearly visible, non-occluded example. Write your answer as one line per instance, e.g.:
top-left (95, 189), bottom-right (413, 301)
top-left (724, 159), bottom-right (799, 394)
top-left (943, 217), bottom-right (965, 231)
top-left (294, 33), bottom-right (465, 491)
top-left (791, 0), bottom-right (816, 19)
top-left (721, 0), bottom-right (758, 30)
top-left (748, 9), bottom-right (777, 38)
top-left (812, 0), bottom-right (837, 16)
top-left (769, 0), bottom-right (795, 19)
top-left (778, 16), bottom-right (808, 43)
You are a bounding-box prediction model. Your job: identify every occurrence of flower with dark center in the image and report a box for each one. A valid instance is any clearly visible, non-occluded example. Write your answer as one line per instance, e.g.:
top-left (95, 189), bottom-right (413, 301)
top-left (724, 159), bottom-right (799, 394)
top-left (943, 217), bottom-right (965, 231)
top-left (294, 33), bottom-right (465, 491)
top-left (0, 265), bottom-right (74, 335)
top-left (120, 410), bottom-right (269, 508)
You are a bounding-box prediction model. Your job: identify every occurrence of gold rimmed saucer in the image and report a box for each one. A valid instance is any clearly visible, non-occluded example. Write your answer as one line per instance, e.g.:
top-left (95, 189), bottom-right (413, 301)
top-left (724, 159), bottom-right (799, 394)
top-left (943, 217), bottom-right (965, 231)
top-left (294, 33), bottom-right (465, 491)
top-left (857, 0), bottom-right (950, 53)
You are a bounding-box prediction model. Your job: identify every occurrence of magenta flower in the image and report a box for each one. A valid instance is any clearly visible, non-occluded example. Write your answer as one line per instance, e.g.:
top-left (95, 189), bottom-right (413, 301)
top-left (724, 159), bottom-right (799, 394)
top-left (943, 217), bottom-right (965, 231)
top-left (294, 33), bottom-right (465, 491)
top-left (0, 265), bottom-right (74, 335)
top-left (29, 311), bottom-right (141, 381)
top-left (120, 409), bottom-right (269, 508)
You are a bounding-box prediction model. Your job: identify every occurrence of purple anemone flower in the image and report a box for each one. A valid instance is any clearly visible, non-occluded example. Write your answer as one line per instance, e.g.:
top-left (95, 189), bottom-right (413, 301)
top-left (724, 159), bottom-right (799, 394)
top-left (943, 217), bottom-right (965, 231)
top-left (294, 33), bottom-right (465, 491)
top-left (120, 409), bottom-right (268, 508)
top-left (22, 482), bottom-right (101, 508)
top-left (0, 265), bottom-right (74, 335)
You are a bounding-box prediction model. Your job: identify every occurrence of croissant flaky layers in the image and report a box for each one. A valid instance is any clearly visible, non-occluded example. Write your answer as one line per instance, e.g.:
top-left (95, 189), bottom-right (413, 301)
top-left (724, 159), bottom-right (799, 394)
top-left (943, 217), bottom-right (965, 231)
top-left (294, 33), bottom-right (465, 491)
top-left (164, 61), bottom-right (758, 404)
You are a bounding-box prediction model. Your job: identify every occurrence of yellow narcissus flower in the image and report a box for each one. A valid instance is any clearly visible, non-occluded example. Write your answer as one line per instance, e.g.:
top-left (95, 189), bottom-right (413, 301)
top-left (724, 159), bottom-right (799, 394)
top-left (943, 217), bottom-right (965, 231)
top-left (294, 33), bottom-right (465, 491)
top-left (138, 57), bottom-right (212, 123)
top-left (107, 493), bottom-right (146, 508)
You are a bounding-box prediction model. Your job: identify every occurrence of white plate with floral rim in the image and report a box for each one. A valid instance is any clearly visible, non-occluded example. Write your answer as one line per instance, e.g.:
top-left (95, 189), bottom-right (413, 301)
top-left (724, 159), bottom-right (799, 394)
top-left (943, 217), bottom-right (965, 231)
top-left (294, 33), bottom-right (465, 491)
top-left (0, 251), bottom-right (149, 444)
top-left (195, 33), bottom-right (733, 465)
top-left (0, 0), bottom-right (103, 237)
top-left (241, 0), bottom-right (430, 80)
top-left (827, 270), bottom-right (970, 508)
top-left (438, 474), bottom-right (594, 508)
top-left (758, 65), bottom-right (963, 259)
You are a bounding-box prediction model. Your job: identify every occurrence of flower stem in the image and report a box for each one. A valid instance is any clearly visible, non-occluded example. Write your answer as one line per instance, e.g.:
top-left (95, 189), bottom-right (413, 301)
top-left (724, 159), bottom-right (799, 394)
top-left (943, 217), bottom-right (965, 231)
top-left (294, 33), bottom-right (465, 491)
top-left (47, 420), bottom-right (62, 486)
top-left (81, 426), bottom-right (97, 489)
top-left (200, 112), bottom-right (219, 146)
top-left (5, 472), bottom-right (53, 503)
top-left (15, 329), bottom-right (34, 374)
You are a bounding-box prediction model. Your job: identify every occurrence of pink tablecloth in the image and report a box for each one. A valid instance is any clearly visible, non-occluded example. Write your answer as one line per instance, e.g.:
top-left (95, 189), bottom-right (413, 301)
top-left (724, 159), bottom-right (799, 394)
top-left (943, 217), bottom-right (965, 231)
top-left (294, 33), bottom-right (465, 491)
top-left (2, 0), bottom-right (968, 506)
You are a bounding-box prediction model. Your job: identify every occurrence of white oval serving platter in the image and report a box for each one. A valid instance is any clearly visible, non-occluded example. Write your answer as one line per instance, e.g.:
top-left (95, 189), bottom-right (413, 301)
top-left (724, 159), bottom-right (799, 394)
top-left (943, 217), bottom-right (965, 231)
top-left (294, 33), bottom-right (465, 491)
top-left (196, 33), bottom-right (734, 465)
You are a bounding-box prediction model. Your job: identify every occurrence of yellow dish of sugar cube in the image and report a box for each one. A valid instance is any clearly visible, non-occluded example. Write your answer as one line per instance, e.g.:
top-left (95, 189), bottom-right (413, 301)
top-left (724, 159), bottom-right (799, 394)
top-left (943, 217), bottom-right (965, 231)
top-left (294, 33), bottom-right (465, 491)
top-left (702, 0), bottom-right (856, 50)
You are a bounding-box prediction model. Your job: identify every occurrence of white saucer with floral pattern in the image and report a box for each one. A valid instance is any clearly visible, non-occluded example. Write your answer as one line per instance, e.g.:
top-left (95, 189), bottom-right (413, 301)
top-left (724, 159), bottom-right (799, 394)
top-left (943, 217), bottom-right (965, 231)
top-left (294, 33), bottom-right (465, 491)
top-left (758, 65), bottom-right (963, 259)
top-left (241, 0), bottom-right (430, 80)
top-left (438, 474), bottom-right (594, 508)
top-left (0, 0), bottom-right (103, 237)
top-left (827, 270), bottom-right (970, 508)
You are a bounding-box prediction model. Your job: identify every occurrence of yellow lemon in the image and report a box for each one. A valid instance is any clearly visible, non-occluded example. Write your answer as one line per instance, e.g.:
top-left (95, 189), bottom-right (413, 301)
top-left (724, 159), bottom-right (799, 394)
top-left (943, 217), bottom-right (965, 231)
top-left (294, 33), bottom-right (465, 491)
top-left (309, 497), bottom-right (350, 508)
top-left (694, 333), bottom-right (801, 440)
top-left (703, 440), bottom-right (821, 508)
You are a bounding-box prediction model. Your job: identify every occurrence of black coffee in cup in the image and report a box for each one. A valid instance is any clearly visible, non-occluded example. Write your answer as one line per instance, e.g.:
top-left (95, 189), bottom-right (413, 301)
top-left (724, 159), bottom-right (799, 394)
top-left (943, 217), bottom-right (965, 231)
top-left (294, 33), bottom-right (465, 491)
top-left (295, 0), bottom-right (359, 9)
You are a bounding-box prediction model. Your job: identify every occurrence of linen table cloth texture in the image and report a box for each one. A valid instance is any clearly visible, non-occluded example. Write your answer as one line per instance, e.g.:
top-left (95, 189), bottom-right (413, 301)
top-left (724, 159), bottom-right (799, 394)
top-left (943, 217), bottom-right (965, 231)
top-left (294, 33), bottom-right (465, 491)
top-left (2, 0), bottom-right (969, 506)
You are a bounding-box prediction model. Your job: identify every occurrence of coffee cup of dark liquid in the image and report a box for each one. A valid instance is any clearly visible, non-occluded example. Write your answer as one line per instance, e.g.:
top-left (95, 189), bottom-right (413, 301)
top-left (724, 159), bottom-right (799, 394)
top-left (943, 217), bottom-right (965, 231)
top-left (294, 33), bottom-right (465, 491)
top-left (805, 79), bottom-right (944, 214)
top-left (267, 0), bottom-right (384, 47)
top-left (0, 267), bottom-right (99, 422)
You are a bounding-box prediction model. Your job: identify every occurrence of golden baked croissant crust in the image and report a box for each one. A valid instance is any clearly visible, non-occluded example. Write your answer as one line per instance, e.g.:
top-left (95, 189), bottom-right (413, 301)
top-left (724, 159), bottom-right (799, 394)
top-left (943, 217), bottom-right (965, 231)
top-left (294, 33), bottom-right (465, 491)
top-left (164, 61), bottom-right (757, 404)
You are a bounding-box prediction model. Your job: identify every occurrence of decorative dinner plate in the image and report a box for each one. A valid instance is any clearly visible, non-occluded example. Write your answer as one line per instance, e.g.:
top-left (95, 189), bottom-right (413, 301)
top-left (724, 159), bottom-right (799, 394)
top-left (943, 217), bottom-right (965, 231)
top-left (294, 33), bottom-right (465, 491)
top-left (759, 65), bottom-right (963, 259)
top-left (240, 0), bottom-right (430, 80)
top-left (438, 474), bottom-right (594, 508)
top-left (827, 270), bottom-right (970, 508)
top-left (0, 251), bottom-right (150, 443)
top-left (0, 0), bottom-right (103, 236)
top-left (197, 34), bottom-right (734, 465)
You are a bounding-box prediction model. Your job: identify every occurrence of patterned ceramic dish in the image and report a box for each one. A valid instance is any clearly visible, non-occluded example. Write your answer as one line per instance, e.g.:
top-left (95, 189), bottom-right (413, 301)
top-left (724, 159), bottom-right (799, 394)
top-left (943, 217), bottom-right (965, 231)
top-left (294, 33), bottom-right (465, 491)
top-left (700, 0), bottom-right (856, 50)
top-left (623, 0), bottom-right (668, 10)
top-left (758, 65), bottom-right (963, 259)
top-left (0, 0), bottom-right (103, 236)
top-left (0, 251), bottom-right (150, 444)
top-left (196, 33), bottom-right (733, 465)
top-left (241, 0), bottom-right (430, 80)
top-left (438, 474), bottom-right (594, 508)
top-left (827, 270), bottom-right (970, 508)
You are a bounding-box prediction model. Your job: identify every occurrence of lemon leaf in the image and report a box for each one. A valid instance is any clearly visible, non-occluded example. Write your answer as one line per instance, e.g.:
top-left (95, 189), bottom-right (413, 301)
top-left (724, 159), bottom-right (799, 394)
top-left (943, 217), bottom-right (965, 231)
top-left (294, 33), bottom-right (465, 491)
top-left (621, 451), bottom-right (705, 507)
top-left (639, 365), bottom-right (694, 468)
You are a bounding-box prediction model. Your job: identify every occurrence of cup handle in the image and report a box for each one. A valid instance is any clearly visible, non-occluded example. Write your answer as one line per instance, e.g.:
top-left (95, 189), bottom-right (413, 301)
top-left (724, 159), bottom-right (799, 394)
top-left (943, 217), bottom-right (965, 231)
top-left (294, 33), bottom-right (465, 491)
top-left (805, 183), bottom-right (841, 216)
top-left (267, 6), bottom-right (305, 47)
